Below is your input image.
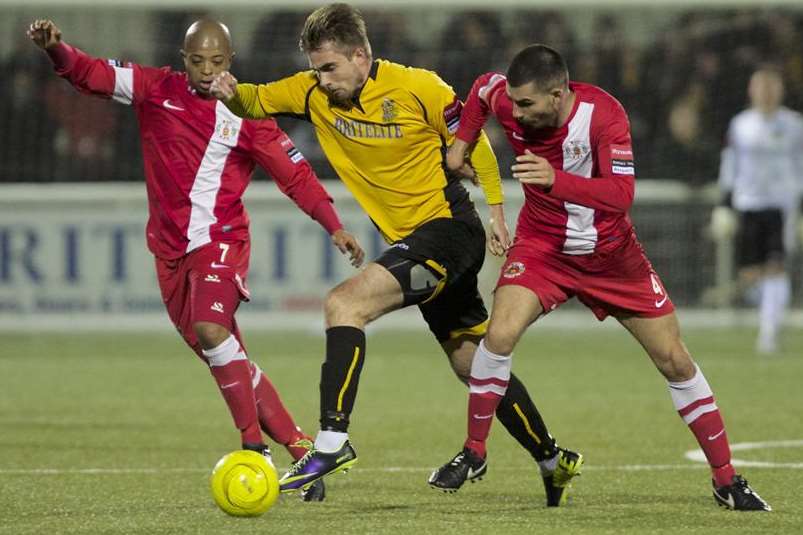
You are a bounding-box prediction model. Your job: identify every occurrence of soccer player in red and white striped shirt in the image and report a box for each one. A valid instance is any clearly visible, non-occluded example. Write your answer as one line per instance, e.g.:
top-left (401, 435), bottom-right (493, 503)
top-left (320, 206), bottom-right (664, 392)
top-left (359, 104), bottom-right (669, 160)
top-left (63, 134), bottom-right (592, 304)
top-left (29, 19), bottom-right (364, 501)
top-left (429, 44), bottom-right (770, 511)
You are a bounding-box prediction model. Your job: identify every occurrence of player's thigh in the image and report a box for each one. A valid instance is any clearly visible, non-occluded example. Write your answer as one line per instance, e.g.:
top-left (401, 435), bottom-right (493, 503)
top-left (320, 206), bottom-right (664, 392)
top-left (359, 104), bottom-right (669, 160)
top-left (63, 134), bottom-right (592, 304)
top-left (441, 333), bottom-right (483, 384)
top-left (736, 209), bottom-right (785, 271)
top-left (155, 256), bottom-right (199, 351)
top-left (324, 262), bottom-right (404, 326)
top-left (485, 284), bottom-right (544, 355)
top-left (156, 243), bottom-right (247, 356)
top-left (377, 217), bottom-right (485, 309)
top-left (420, 268), bottom-right (488, 345)
top-left (617, 312), bottom-right (694, 382)
top-left (576, 239), bottom-right (674, 321)
top-left (420, 270), bottom-right (488, 380)
top-left (189, 273), bottom-right (241, 342)
top-left (490, 243), bottom-right (572, 354)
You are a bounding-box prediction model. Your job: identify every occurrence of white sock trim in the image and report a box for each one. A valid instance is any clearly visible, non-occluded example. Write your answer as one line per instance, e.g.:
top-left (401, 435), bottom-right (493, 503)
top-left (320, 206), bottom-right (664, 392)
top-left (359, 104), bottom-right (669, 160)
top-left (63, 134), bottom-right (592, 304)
top-left (315, 430), bottom-right (348, 453)
top-left (537, 453), bottom-right (559, 476)
top-left (759, 275), bottom-right (790, 341)
top-left (250, 362), bottom-right (263, 389)
top-left (667, 363), bottom-right (718, 424)
top-left (202, 335), bottom-right (246, 367)
top-left (667, 363), bottom-right (703, 391)
top-left (468, 339), bottom-right (512, 396)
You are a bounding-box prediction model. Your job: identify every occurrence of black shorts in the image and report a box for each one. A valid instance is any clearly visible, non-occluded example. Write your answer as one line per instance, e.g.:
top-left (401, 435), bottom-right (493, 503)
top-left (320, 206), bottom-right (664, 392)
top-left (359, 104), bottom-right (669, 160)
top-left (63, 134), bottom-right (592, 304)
top-left (736, 209), bottom-right (785, 267)
top-left (375, 216), bottom-right (488, 342)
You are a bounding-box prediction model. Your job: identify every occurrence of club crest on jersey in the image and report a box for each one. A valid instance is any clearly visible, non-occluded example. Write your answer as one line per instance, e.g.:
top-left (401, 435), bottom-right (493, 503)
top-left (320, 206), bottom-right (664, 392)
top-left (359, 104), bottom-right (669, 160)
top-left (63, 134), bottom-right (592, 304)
top-left (503, 261), bottom-right (526, 279)
top-left (382, 98), bottom-right (397, 122)
top-left (563, 140), bottom-right (590, 161)
top-left (215, 119), bottom-right (239, 142)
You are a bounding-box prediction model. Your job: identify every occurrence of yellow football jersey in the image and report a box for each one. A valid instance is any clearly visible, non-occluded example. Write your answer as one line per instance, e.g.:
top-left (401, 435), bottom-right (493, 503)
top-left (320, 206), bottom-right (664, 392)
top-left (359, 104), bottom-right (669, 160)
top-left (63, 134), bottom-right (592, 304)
top-left (227, 59), bottom-right (502, 243)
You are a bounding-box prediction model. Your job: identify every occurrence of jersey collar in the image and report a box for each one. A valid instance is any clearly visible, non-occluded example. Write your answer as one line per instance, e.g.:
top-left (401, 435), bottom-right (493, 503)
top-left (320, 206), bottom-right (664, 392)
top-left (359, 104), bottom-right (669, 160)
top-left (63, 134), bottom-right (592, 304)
top-left (348, 60), bottom-right (380, 112)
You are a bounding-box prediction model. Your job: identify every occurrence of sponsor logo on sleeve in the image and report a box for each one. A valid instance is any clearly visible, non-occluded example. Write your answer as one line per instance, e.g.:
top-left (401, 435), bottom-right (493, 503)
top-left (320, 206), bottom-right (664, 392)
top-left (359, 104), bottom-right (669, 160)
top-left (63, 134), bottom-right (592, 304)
top-left (279, 136), bottom-right (305, 163)
top-left (443, 97), bottom-right (463, 134)
top-left (107, 59), bottom-right (133, 68)
top-left (286, 146), bottom-right (304, 164)
top-left (610, 144), bottom-right (635, 175)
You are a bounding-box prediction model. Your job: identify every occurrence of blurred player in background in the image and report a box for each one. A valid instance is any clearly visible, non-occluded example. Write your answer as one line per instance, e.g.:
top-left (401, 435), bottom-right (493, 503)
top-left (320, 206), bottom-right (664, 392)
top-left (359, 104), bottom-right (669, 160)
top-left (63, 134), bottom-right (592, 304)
top-left (711, 66), bottom-right (803, 354)
top-left (430, 44), bottom-right (770, 511)
top-left (211, 3), bottom-right (583, 507)
top-left (28, 18), bottom-right (366, 501)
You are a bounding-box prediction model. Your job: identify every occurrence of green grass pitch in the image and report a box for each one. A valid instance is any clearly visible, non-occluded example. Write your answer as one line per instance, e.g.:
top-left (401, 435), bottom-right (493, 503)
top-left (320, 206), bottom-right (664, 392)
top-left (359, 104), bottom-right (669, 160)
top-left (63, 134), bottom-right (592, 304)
top-left (2, 327), bottom-right (802, 534)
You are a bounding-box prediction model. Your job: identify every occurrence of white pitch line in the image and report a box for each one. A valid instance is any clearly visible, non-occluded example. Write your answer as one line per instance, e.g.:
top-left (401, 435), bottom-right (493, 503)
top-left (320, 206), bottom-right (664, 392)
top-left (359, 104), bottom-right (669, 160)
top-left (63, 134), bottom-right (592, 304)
top-left (1, 463), bottom-right (802, 476)
top-left (685, 439), bottom-right (803, 468)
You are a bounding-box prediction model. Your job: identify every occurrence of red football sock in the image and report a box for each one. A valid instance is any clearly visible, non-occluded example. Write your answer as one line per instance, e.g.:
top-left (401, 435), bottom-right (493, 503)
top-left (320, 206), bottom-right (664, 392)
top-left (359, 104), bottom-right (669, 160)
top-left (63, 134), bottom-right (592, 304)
top-left (669, 364), bottom-right (735, 487)
top-left (248, 361), bottom-right (309, 460)
top-left (204, 336), bottom-right (262, 446)
top-left (465, 391), bottom-right (503, 458)
top-left (464, 340), bottom-right (512, 458)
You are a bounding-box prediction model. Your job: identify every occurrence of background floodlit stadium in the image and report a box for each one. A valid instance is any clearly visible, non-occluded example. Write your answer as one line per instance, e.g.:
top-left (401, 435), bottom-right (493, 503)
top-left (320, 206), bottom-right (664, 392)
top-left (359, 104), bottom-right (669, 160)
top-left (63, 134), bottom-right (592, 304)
top-left (1, 1), bottom-right (802, 533)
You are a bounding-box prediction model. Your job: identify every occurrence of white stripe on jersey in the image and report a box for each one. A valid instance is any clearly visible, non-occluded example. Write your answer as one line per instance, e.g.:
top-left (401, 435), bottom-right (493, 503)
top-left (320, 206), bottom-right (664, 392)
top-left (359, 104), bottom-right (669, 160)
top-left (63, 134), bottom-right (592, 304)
top-left (478, 74), bottom-right (506, 105)
top-left (562, 102), bottom-right (597, 255)
top-left (111, 66), bottom-right (134, 105)
top-left (186, 102), bottom-right (244, 253)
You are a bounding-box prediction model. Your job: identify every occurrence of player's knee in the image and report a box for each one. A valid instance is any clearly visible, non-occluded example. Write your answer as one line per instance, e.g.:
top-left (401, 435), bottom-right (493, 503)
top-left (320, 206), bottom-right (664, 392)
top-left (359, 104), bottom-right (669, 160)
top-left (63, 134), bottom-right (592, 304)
top-left (447, 355), bottom-right (471, 384)
top-left (484, 324), bottom-right (517, 356)
top-left (654, 342), bottom-right (695, 382)
top-left (444, 336), bottom-right (478, 384)
top-left (193, 321), bottom-right (230, 350)
top-left (324, 286), bottom-right (362, 325)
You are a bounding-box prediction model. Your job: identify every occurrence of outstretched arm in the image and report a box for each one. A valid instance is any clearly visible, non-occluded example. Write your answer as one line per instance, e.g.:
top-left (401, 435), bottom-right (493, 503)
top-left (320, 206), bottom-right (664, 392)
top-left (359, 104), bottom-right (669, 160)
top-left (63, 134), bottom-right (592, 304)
top-left (210, 71), bottom-right (267, 119)
top-left (211, 70), bottom-right (312, 120)
top-left (28, 19), bottom-right (161, 105)
top-left (250, 126), bottom-right (364, 268)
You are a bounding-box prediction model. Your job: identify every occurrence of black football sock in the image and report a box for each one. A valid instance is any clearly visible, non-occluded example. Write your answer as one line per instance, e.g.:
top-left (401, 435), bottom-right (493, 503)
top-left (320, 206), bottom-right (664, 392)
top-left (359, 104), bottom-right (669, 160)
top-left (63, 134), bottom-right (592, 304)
top-left (495, 373), bottom-right (559, 461)
top-left (320, 326), bottom-right (366, 432)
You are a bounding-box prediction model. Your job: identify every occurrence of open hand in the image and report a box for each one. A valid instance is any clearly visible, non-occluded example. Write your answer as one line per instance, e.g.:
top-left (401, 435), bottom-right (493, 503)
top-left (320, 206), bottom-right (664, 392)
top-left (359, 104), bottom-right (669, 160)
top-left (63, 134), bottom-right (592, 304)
top-left (512, 150), bottom-right (555, 188)
top-left (332, 229), bottom-right (365, 268)
top-left (487, 205), bottom-right (512, 256)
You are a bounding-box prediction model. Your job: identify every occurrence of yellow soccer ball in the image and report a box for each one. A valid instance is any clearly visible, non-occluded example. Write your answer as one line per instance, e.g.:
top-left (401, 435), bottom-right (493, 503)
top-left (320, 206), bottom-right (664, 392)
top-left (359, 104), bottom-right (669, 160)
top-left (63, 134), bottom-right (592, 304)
top-left (210, 450), bottom-right (280, 517)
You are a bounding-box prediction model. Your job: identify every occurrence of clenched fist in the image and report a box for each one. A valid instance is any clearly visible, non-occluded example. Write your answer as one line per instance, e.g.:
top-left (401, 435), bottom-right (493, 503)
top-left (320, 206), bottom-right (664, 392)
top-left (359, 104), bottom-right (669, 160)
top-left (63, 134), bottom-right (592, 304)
top-left (210, 71), bottom-right (239, 101)
top-left (28, 19), bottom-right (62, 49)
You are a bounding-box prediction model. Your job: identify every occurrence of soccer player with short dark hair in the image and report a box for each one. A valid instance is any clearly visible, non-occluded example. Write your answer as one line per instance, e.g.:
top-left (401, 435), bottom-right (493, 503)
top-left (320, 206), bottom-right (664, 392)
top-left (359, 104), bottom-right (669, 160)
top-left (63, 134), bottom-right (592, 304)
top-left (429, 43), bottom-right (771, 511)
top-left (212, 3), bottom-right (582, 506)
top-left (29, 17), bottom-right (366, 502)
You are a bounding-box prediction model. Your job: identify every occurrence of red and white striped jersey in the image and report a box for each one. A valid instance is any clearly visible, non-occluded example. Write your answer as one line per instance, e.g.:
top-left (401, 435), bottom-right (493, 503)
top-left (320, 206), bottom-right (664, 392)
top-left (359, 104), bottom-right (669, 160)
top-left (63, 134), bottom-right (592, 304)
top-left (459, 74), bottom-right (637, 255)
top-left (47, 43), bottom-right (341, 260)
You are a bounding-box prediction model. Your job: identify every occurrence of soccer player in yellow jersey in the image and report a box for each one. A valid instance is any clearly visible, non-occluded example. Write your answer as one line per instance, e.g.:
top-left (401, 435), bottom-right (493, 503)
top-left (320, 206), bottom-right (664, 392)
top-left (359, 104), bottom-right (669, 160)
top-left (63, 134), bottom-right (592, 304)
top-left (211, 3), bottom-right (582, 505)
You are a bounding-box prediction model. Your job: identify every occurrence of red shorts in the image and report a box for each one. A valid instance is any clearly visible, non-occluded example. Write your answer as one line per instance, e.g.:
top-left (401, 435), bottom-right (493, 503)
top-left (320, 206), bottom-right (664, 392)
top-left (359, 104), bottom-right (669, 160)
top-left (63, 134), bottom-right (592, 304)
top-left (155, 240), bottom-right (251, 354)
top-left (497, 237), bottom-right (674, 321)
